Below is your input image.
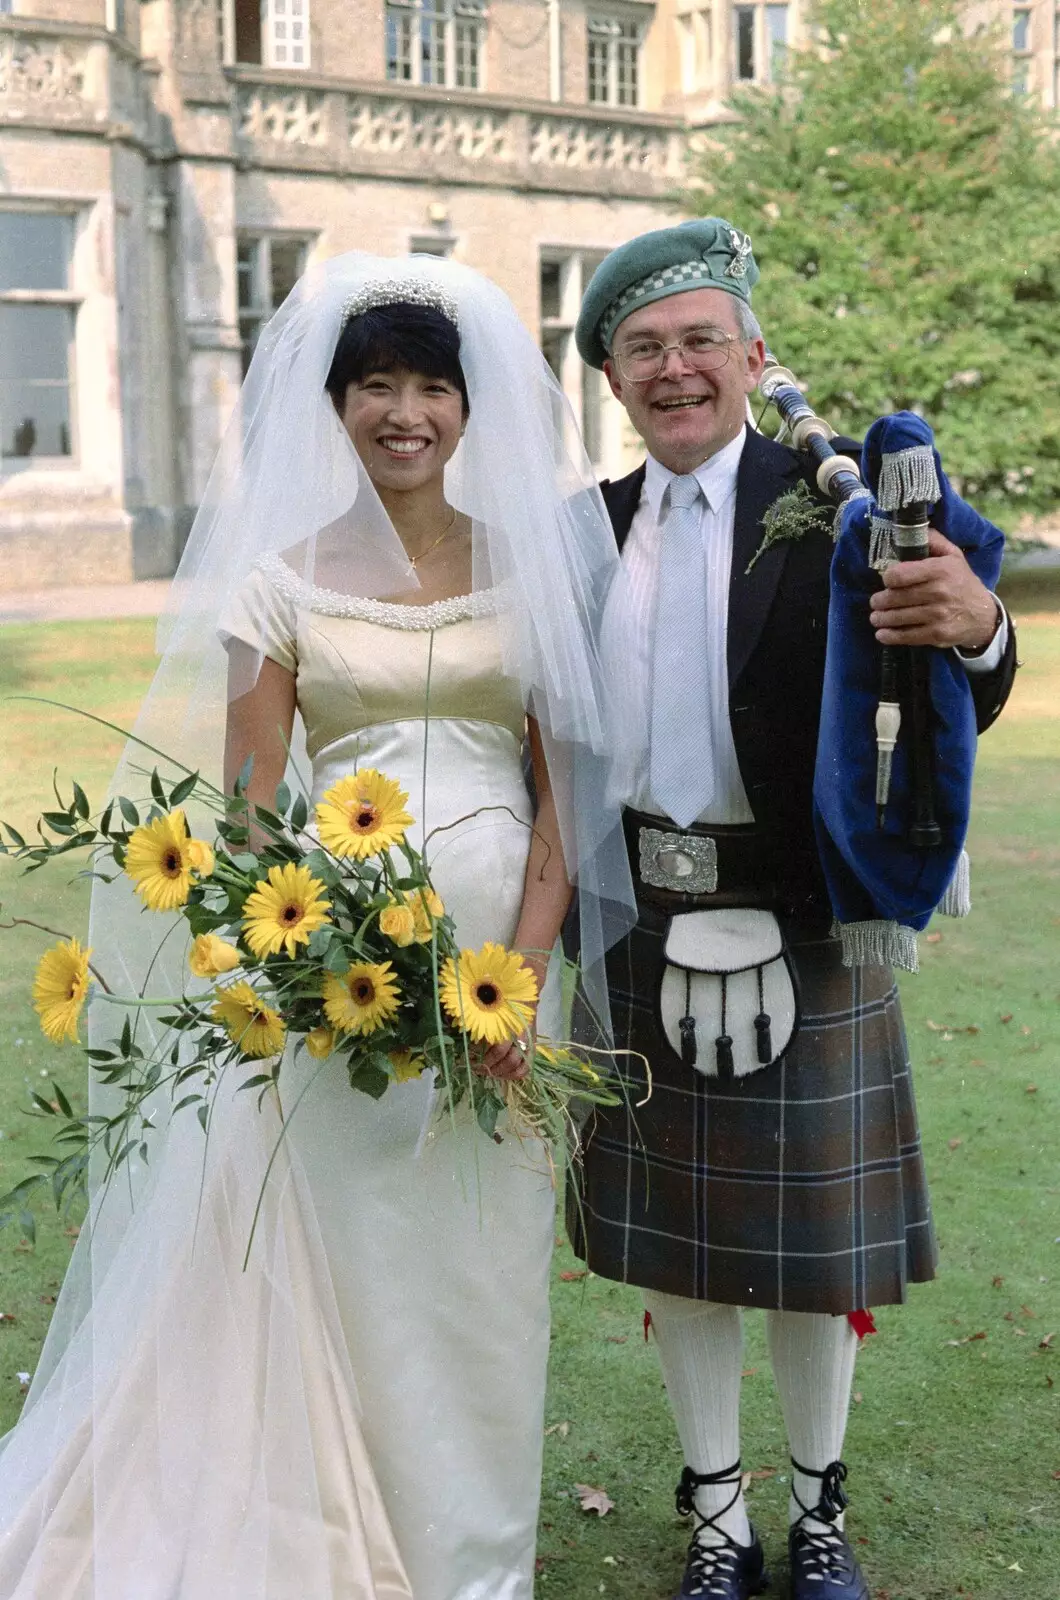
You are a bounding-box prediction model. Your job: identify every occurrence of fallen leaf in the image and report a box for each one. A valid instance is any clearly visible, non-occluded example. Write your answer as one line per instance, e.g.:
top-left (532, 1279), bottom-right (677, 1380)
top-left (0, 1313), bottom-right (15, 1325)
top-left (605, 1336), bottom-right (627, 1345)
top-left (926, 1019), bottom-right (979, 1035)
top-left (1008, 1562), bottom-right (1023, 1572)
top-left (853, 1391), bottom-right (863, 1403)
top-left (925, 932), bottom-right (942, 944)
top-left (1039, 1333), bottom-right (1055, 1350)
top-left (740, 1467), bottom-right (777, 1493)
top-left (1020, 1305), bottom-right (1037, 1320)
top-left (545, 1421), bottom-right (570, 1439)
top-left (741, 1368), bottom-right (759, 1378)
top-left (559, 1270), bottom-right (587, 1283)
top-left (991, 1276), bottom-right (1005, 1289)
top-left (1026, 1084), bottom-right (1039, 1094)
top-left (16, 1372), bottom-right (31, 1392)
top-left (1020, 1025), bottom-right (1033, 1036)
top-left (944, 1331), bottom-right (988, 1346)
top-left (948, 1138), bottom-right (964, 1151)
top-left (1000, 1013), bottom-right (1013, 1024)
top-left (574, 1484), bottom-right (614, 1517)
top-left (39, 1295), bottom-right (55, 1305)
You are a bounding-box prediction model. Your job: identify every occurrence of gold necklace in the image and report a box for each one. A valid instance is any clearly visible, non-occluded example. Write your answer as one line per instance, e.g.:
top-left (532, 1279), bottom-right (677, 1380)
top-left (407, 509), bottom-right (458, 569)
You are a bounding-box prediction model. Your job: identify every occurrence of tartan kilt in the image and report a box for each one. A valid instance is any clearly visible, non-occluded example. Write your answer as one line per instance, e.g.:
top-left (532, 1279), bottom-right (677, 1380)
top-left (568, 910), bottom-right (937, 1314)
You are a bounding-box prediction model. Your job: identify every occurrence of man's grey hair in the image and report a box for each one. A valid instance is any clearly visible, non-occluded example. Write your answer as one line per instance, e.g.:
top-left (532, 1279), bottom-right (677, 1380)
top-left (734, 299), bottom-right (763, 344)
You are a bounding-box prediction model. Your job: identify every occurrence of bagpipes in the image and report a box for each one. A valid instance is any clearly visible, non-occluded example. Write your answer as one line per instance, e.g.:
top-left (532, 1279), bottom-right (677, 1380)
top-left (756, 355), bottom-right (1006, 971)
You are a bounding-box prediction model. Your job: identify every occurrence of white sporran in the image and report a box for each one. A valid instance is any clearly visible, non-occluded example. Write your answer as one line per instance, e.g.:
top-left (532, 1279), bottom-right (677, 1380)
top-left (659, 909), bottom-right (799, 1079)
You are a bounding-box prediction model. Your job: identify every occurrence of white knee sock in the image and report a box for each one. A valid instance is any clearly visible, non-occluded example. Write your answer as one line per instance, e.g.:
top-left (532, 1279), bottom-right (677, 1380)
top-left (643, 1289), bottom-right (752, 1548)
top-left (766, 1309), bottom-right (858, 1534)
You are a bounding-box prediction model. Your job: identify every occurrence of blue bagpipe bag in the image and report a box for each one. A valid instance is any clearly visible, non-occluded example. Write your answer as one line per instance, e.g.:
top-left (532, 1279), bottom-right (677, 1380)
top-left (813, 412), bottom-right (1005, 971)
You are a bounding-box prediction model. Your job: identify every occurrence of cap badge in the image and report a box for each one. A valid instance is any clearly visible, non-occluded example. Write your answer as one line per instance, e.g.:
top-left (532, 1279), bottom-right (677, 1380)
top-left (725, 228), bottom-right (754, 280)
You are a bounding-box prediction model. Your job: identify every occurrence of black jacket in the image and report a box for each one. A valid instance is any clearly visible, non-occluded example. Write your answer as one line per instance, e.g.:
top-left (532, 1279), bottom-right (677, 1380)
top-left (601, 426), bottom-right (1018, 931)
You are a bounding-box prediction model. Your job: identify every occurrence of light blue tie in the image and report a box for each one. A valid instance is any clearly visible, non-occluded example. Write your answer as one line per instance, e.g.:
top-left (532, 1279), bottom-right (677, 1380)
top-left (649, 474), bottom-right (715, 828)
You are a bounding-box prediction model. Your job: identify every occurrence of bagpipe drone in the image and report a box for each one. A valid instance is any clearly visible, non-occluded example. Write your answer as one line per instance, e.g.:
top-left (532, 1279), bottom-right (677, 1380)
top-left (756, 356), bottom-right (1006, 972)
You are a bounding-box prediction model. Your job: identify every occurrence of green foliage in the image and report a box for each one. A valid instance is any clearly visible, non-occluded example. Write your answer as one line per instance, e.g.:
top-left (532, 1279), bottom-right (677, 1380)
top-left (691, 0), bottom-right (1060, 526)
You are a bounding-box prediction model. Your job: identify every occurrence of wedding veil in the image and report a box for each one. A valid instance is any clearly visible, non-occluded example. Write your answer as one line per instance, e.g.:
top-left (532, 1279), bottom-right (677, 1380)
top-left (0, 254), bottom-right (636, 1596)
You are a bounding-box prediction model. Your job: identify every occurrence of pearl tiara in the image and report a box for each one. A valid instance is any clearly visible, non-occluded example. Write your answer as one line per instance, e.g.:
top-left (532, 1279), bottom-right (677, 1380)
top-left (341, 276), bottom-right (460, 328)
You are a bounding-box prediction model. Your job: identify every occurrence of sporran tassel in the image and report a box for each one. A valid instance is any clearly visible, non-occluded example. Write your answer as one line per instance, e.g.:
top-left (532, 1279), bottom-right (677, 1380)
top-left (877, 446), bottom-right (941, 512)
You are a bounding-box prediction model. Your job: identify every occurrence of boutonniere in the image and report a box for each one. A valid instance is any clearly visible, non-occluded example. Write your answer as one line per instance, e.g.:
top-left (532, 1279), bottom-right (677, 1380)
top-left (746, 480), bottom-right (836, 574)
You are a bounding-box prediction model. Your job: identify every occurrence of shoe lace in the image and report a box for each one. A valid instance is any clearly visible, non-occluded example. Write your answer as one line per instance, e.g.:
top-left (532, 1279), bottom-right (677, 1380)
top-left (676, 1464), bottom-right (747, 1596)
top-left (789, 1457), bottom-right (857, 1580)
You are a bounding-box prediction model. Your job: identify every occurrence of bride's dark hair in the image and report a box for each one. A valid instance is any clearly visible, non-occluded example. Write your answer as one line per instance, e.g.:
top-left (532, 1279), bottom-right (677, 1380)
top-left (326, 301), bottom-right (470, 413)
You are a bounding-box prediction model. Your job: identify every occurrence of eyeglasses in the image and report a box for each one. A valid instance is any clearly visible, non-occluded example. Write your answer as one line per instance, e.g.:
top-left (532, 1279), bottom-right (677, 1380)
top-left (611, 327), bottom-right (742, 384)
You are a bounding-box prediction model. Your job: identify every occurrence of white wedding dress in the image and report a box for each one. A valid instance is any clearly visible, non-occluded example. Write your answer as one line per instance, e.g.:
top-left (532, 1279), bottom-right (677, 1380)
top-left (0, 557), bottom-right (557, 1600)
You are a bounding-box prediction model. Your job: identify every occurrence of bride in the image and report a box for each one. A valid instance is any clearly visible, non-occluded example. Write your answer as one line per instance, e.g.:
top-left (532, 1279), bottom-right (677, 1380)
top-left (0, 256), bottom-right (634, 1598)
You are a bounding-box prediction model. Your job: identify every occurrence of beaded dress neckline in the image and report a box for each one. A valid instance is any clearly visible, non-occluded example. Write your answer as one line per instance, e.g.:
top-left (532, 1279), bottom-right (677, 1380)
top-left (257, 553), bottom-right (498, 632)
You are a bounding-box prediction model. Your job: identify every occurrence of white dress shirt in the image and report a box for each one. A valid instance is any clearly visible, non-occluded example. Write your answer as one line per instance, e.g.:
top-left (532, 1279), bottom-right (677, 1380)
top-left (601, 428), bottom-right (755, 826)
top-left (600, 426), bottom-right (1007, 830)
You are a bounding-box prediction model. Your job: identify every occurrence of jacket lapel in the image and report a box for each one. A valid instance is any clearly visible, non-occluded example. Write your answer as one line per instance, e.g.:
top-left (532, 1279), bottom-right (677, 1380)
top-left (600, 464), bottom-right (647, 551)
top-left (728, 426), bottom-right (802, 690)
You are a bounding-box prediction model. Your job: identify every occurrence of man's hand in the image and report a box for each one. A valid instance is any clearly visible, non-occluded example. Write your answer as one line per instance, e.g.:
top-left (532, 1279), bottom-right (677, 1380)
top-left (869, 530), bottom-right (1000, 652)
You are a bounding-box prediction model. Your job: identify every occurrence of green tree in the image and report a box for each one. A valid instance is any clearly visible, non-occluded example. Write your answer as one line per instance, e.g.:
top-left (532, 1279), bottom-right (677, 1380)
top-left (690, 0), bottom-right (1060, 526)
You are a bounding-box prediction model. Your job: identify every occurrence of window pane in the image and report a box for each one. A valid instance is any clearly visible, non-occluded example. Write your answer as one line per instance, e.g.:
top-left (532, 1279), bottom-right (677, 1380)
top-left (540, 261), bottom-right (562, 322)
top-left (617, 24), bottom-right (640, 106)
top-left (766, 4), bottom-right (788, 77)
top-left (269, 239), bottom-right (305, 311)
top-left (735, 5), bottom-right (755, 80)
top-left (541, 328), bottom-right (567, 385)
top-left (1012, 8), bottom-right (1031, 50)
top-left (0, 305), bottom-right (73, 458)
top-left (421, 8), bottom-right (447, 85)
top-left (386, 7), bottom-right (413, 79)
top-left (587, 35), bottom-right (610, 103)
top-left (235, 0), bottom-right (263, 63)
top-left (237, 239), bottom-right (259, 312)
top-left (0, 212), bottom-right (72, 292)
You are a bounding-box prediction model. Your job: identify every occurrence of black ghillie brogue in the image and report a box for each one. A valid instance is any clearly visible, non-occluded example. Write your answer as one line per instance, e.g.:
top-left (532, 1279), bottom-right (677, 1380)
top-left (787, 1459), bottom-right (869, 1600)
top-left (673, 1464), bottom-right (770, 1600)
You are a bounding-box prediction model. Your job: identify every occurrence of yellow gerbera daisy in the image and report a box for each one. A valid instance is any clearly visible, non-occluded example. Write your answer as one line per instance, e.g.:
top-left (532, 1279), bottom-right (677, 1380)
top-left (322, 961), bottom-right (401, 1036)
top-left (211, 981), bottom-right (286, 1058)
top-left (378, 902), bottom-right (417, 947)
top-left (33, 939), bottom-right (92, 1045)
top-left (124, 810), bottom-right (194, 911)
top-left (389, 1049), bottom-right (425, 1083)
top-left (187, 838), bottom-right (216, 877)
top-left (304, 1025), bottom-right (336, 1060)
top-left (188, 932), bottom-right (241, 979)
top-left (315, 770), bottom-right (414, 860)
top-left (242, 862), bottom-right (331, 959)
top-left (407, 887), bottom-right (445, 944)
top-left (439, 942), bottom-right (538, 1047)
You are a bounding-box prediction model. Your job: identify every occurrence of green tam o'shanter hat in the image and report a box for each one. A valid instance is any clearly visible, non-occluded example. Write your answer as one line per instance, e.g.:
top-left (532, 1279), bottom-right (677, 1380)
top-left (575, 217), bottom-right (759, 370)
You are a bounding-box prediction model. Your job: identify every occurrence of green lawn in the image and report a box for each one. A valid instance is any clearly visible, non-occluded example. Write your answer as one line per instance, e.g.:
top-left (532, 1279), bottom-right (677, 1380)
top-left (0, 604), bottom-right (1056, 1599)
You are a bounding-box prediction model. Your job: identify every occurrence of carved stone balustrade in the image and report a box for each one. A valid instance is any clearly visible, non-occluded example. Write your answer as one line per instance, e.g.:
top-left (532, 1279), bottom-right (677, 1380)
top-left (0, 18), bottom-right (158, 149)
top-left (232, 70), bottom-right (686, 199)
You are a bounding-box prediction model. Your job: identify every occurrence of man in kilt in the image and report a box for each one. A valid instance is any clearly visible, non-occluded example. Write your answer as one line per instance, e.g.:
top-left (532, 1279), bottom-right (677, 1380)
top-left (568, 219), bottom-right (1017, 1600)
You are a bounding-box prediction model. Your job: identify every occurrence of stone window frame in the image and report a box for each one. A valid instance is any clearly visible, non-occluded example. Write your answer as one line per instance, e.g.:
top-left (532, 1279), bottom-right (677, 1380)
top-left (385, 0), bottom-right (488, 92)
top-left (675, 0), bottom-right (713, 96)
top-left (0, 205), bottom-right (82, 476)
top-left (1011, 3), bottom-right (1033, 94)
top-left (586, 12), bottom-right (646, 108)
top-left (733, 1), bottom-right (790, 86)
top-left (236, 233), bottom-right (314, 375)
top-left (539, 247), bottom-right (611, 468)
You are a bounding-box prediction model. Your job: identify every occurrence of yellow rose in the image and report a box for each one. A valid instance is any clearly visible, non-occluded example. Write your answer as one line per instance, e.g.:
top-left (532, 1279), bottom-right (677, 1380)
top-left (379, 903), bottom-right (417, 947)
top-left (389, 1049), bottom-right (425, 1083)
top-left (305, 1026), bottom-right (336, 1060)
top-left (423, 889), bottom-right (444, 920)
top-left (188, 932), bottom-right (241, 979)
top-left (187, 838), bottom-right (216, 877)
top-left (406, 888), bottom-right (442, 944)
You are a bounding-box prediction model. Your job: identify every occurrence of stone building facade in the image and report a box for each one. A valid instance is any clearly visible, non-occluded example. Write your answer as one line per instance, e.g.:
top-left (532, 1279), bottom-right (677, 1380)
top-left (0, 0), bottom-right (1056, 588)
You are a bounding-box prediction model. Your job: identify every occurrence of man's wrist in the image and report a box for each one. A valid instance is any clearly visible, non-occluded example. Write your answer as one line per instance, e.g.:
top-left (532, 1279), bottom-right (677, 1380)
top-left (957, 592), bottom-right (1004, 658)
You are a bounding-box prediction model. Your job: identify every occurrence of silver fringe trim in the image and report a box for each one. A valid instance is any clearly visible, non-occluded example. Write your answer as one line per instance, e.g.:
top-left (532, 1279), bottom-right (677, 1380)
top-left (835, 484), bottom-right (872, 539)
top-left (868, 514), bottom-right (898, 570)
top-left (876, 445), bottom-right (940, 511)
top-left (937, 849), bottom-right (971, 917)
top-left (836, 918), bottom-right (920, 973)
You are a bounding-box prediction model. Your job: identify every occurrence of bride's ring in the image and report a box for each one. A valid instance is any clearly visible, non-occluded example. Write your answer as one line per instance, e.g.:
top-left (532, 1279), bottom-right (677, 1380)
top-left (515, 1037), bottom-right (529, 1052)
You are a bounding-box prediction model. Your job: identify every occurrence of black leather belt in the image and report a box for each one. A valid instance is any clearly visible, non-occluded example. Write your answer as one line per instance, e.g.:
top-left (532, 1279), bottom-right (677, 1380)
top-left (623, 809), bottom-right (776, 912)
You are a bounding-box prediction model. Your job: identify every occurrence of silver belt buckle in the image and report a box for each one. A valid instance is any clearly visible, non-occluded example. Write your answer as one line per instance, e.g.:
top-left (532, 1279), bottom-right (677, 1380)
top-left (639, 827), bottom-right (718, 895)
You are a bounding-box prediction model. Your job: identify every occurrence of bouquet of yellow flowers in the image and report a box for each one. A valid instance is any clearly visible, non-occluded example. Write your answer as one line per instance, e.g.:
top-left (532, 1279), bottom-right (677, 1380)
top-left (1, 751), bottom-right (620, 1233)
